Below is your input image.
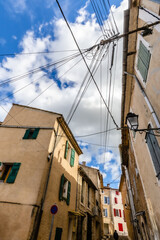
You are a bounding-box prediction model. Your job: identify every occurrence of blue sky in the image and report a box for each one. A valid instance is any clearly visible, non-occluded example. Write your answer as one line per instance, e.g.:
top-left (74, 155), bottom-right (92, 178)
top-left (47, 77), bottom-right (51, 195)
top-left (0, 0), bottom-right (128, 188)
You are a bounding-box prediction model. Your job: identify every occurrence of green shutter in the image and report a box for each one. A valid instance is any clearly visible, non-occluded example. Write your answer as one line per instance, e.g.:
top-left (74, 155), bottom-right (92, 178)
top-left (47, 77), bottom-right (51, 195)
top-left (137, 41), bottom-right (151, 82)
top-left (23, 129), bottom-right (30, 139)
top-left (70, 149), bottom-right (75, 167)
top-left (66, 181), bottom-right (71, 205)
top-left (59, 174), bottom-right (64, 201)
top-left (32, 128), bottom-right (40, 139)
top-left (64, 141), bottom-right (68, 159)
top-left (6, 163), bottom-right (21, 183)
top-left (55, 228), bottom-right (62, 240)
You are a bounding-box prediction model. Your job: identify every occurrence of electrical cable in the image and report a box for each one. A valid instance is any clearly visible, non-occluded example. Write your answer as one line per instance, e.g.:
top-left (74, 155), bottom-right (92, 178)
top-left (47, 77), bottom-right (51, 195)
top-left (56, 0), bottom-right (119, 129)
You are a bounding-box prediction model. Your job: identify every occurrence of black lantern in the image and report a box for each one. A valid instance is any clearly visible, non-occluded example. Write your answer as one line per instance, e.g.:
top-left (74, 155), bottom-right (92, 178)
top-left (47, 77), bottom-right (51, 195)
top-left (126, 112), bottom-right (139, 131)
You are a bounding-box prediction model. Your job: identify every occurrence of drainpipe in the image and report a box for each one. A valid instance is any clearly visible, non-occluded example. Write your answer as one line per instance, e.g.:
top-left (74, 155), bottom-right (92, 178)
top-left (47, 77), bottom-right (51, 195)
top-left (124, 72), bottom-right (160, 128)
top-left (30, 123), bottom-right (60, 240)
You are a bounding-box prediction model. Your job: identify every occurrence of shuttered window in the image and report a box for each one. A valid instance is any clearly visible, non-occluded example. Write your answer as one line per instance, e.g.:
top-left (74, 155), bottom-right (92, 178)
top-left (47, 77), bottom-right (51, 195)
top-left (115, 197), bottom-right (118, 204)
top-left (59, 174), bottom-right (71, 205)
top-left (118, 223), bottom-right (123, 232)
top-left (55, 228), bottom-right (62, 240)
top-left (119, 209), bottom-right (122, 217)
top-left (23, 128), bottom-right (39, 139)
top-left (0, 162), bottom-right (21, 183)
top-left (145, 125), bottom-right (160, 179)
top-left (70, 149), bottom-right (75, 167)
top-left (64, 141), bottom-right (68, 159)
top-left (137, 41), bottom-right (151, 82)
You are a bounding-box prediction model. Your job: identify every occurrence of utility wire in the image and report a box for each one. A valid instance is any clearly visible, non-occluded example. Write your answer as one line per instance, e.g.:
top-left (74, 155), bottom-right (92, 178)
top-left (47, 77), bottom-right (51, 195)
top-left (56, 0), bottom-right (119, 129)
top-left (0, 49), bottom-right (84, 57)
top-left (75, 127), bottom-right (117, 137)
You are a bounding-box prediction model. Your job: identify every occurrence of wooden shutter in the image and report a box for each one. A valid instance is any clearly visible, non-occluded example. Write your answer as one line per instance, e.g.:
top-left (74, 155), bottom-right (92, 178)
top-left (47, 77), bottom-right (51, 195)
top-left (137, 41), bottom-right (151, 82)
top-left (70, 149), bottom-right (75, 167)
top-left (119, 209), bottom-right (122, 217)
top-left (23, 129), bottom-right (30, 139)
top-left (115, 197), bottom-right (118, 204)
top-left (67, 181), bottom-right (71, 205)
top-left (146, 127), bottom-right (160, 179)
top-left (116, 191), bottom-right (119, 195)
top-left (64, 141), bottom-right (68, 159)
top-left (107, 197), bottom-right (110, 204)
top-left (118, 223), bottom-right (123, 232)
top-left (55, 227), bottom-right (63, 240)
top-left (6, 163), bottom-right (21, 183)
top-left (59, 174), bottom-right (64, 201)
top-left (114, 208), bottom-right (116, 216)
top-left (32, 128), bottom-right (40, 139)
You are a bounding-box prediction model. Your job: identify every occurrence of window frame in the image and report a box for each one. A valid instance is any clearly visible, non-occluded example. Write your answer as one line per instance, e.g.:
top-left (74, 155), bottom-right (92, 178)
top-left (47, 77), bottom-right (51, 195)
top-left (0, 162), bottom-right (21, 183)
top-left (135, 35), bottom-right (151, 85)
top-left (103, 208), bottom-right (108, 217)
top-left (59, 174), bottom-right (71, 205)
top-left (23, 128), bottom-right (40, 139)
top-left (145, 124), bottom-right (160, 180)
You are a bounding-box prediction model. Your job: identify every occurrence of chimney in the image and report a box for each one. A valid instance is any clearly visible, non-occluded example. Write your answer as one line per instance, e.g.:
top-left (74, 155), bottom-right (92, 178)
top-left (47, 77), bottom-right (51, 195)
top-left (82, 161), bottom-right (86, 166)
top-left (107, 184), bottom-right (110, 188)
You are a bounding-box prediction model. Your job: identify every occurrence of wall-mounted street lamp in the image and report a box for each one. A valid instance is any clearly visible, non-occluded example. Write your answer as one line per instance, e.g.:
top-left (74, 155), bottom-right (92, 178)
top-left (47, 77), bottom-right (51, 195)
top-left (125, 112), bottom-right (160, 133)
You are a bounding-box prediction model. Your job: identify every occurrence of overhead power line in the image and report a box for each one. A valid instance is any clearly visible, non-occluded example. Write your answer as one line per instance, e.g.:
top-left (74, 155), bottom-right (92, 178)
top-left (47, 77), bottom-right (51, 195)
top-left (56, 0), bottom-right (119, 129)
top-left (75, 127), bottom-right (117, 138)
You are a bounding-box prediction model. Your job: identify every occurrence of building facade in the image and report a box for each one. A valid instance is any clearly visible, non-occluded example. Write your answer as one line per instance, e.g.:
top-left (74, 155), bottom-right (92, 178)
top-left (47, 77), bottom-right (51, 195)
top-left (78, 163), bottom-right (104, 239)
top-left (121, 0), bottom-right (160, 239)
top-left (0, 104), bottom-right (82, 240)
top-left (76, 165), bottom-right (101, 240)
top-left (101, 185), bottom-right (128, 238)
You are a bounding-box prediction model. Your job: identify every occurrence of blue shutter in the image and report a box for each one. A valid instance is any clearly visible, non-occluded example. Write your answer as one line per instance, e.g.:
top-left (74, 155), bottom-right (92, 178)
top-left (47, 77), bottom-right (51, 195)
top-left (59, 174), bottom-right (65, 201)
top-left (32, 128), bottom-right (40, 139)
top-left (146, 127), bottom-right (160, 179)
top-left (137, 41), bottom-right (151, 82)
top-left (107, 197), bottom-right (110, 204)
top-left (105, 209), bottom-right (108, 217)
top-left (6, 163), bottom-right (21, 183)
top-left (64, 141), bottom-right (68, 159)
top-left (70, 149), bottom-right (75, 167)
top-left (23, 129), bottom-right (30, 139)
top-left (66, 181), bottom-right (71, 205)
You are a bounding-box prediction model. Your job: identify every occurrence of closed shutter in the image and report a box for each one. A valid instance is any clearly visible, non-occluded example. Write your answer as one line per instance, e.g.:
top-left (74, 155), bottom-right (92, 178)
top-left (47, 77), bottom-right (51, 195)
top-left (23, 129), bottom-right (30, 139)
top-left (137, 41), bottom-right (151, 82)
top-left (64, 141), bottom-right (68, 159)
top-left (116, 191), bottom-right (119, 195)
top-left (115, 197), bottom-right (118, 204)
top-left (146, 126), bottom-right (160, 179)
top-left (119, 209), bottom-right (122, 217)
top-left (70, 149), bottom-right (75, 167)
top-left (114, 209), bottom-right (116, 216)
top-left (105, 209), bottom-right (108, 217)
top-left (6, 163), bottom-right (21, 183)
top-left (32, 128), bottom-right (40, 139)
top-left (59, 174), bottom-right (64, 201)
top-left (55, 227), bottom-right (63, 240)
top-left (107, 197), bottom-right (110, 204)
top-left (118, 223), bottom-right (123, 232)
top-left (67, 181), bottom-right (71, 205)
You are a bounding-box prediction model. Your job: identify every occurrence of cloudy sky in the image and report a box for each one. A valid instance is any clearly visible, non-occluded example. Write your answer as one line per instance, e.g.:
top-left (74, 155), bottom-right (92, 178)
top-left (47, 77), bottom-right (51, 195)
top-left (0, 0), bottom-right (128, 188)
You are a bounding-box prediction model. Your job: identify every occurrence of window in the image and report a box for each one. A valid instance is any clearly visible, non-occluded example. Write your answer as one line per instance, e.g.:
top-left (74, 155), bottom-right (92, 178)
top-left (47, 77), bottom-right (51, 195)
top-left (146, 125), bottom-right (160, 179)
top-left (104, 196), bottom-right (110, 204)
top-left (81, 178), bottom-right (85, 204)
top-left (113, 209), bottom-right (122, 217)
top-left (0, 162), bottom-right (21, 183)
top-left (88, 185), bottom-right (90, 208)
top-left (115, 197), bottom-right (118, 204)
top-left (118, 223), bottom-right (123, 232)
top-left (23, 128), bottom-right (40, 139)
top-left (137, 40), bottom-right (151, 83)
top-left (103, 208), bottom-right (108, 217)
top-left (64, 141), bottom-right (75, 167)
top-left (59, 174), bottom-right (71, 205)
top-left (55, 227), bottom-right (62, 240)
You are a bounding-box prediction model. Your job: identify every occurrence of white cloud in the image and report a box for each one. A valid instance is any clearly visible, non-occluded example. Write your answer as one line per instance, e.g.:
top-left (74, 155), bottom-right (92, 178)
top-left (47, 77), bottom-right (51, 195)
top-left (2, 0), bottom-right (26, 14)
top-left (0, 0), bottom-right (128, 182)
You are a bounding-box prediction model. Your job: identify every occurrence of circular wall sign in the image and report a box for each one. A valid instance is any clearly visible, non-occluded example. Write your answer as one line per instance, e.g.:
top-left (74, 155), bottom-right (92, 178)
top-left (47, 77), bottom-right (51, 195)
top-left (50, 205), bottom-right (58, 215)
